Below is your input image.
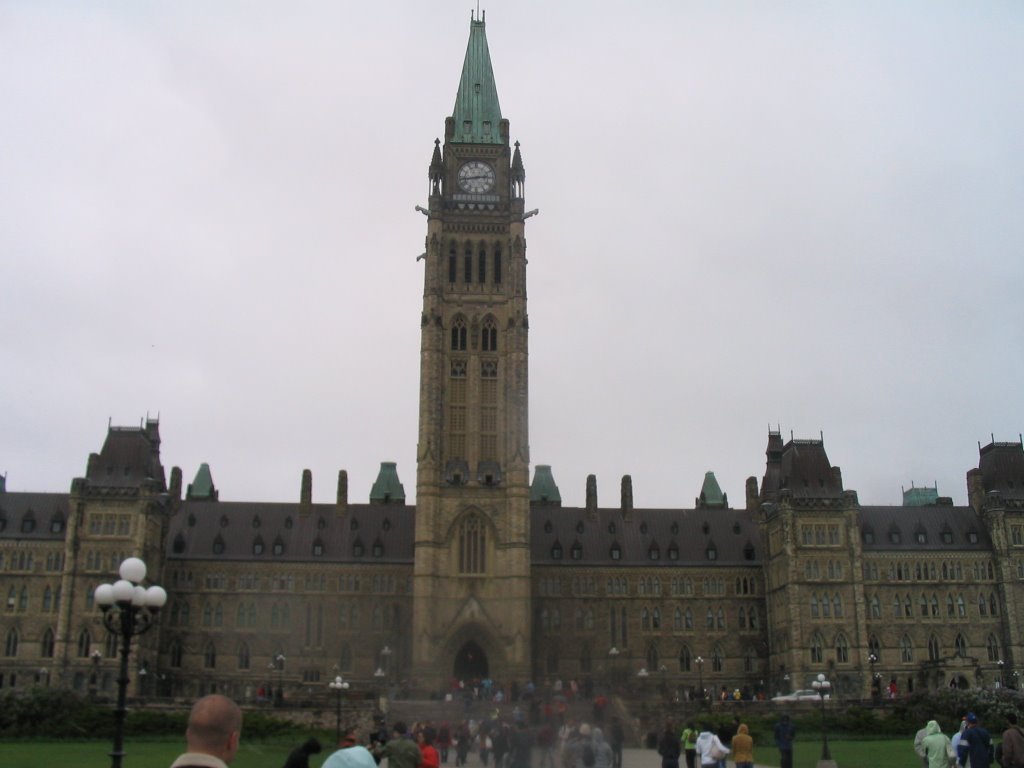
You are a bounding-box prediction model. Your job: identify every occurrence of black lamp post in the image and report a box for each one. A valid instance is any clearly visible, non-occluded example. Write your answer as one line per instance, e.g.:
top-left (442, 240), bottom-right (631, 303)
top-left (608, 646), bottom-right (620, 691)
top-left (90, 649), bottom-right (102, 699)
top-left (868, 653), bottom-right (879, 701)
top-left (94, 557), bottom-right (166, 768)
top-left (275, 654), bottom-right (286, 706)
top-left (812, 672), bottom-right (833, 763)
top-left (695, 656), bottom-right (704, 704)
top-left (329, 675), bottom-right (349, 746)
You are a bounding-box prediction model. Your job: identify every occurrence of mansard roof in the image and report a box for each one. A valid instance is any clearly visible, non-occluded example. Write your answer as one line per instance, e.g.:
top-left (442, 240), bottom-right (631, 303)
top-left (858, 504), bottom-right (991, 552)
top-left (762, 436), bottom-right (843, 499)
top-left (85, 419), bottom-right (166, 490)
top-left (530, 506), bottom-right (760, 566)
top-left (977, 440), bottom-right (1024, 500)
top-left (167, 501), bottom-right (414, 563)
top-left (0, 492), bottom-right (71, 540)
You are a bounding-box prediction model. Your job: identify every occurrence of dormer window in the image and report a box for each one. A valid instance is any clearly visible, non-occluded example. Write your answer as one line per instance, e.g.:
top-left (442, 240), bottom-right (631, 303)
top-left (967, 531), bottom-right (979, 544)
top-left (272, 537), bottom-right (284, 556)
top-left (353, 540), bottom-right (365, 557)
top-left (941, 530), bottom-right (953, 544)
top-left (372, 539), bottom-right (384, 558)
top-left (916, 531), bottom-right (927, 545)
top-left (889, 528), bottom-right (902, 544)
top-left (212, 535), bottom-right (225, 555)
top-left (706, 546), bottom-right (718, 561)
top-left (570, 542), bottom-right (582, 561)
top-left (648, 544), bottom-right (660, 561)
top-left (313, 538), bottom-right (324, 557)
top-left (253, 536), bottom-right (265, 556)
top-left (863, 528), bottom-right (875, 544)
top-left (610, 542), bottom-right (621, 560)
top-left (551, 541), bottom-right (563, 560)
top-left (50, 516), bottom-right (65, 534)
top-left (668, 543), bottom-right (679, 561)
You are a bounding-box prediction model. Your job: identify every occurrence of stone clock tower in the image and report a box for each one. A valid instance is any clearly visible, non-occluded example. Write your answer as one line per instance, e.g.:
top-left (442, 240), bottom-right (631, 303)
top-left (412, 14), bottom-right (533, 687)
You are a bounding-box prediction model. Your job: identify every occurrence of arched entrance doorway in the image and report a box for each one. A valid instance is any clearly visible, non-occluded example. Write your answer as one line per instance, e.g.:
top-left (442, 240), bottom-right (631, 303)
top-left (453, 641), bottom-right (489, 680)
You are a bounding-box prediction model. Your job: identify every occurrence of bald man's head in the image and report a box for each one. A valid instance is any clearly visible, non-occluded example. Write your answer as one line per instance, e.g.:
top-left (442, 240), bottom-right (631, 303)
top-left (185, 694), bottom-right (243, 763)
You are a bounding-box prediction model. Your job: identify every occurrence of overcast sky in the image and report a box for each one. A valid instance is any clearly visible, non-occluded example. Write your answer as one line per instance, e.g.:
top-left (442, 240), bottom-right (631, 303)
top-left (2, 1), bottom-right (1022, 510)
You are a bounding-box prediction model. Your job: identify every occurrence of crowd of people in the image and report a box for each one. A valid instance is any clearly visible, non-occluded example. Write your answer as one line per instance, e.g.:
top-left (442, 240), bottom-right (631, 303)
top-left (167, 692), bottom-right (1024, 768)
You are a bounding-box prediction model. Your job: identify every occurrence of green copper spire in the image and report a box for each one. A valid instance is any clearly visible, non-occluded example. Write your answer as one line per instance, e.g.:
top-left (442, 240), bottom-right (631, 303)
top-left (370, 461), bottom-right (406, 504)
top-left (696, 471), bottom-right (728, 508)
top-left (530, 465), bottom-right (562, 505)
top-left (451, 15), bottom-right (503, 145)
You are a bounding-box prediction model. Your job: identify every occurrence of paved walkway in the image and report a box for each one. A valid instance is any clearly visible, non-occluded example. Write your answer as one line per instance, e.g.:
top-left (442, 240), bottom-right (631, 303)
top-left (619, 746), bottom-right (777, 768)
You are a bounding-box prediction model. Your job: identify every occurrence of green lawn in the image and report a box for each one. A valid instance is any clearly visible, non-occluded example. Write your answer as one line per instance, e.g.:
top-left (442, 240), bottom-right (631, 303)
top-left (1, 739), bottom-right (921, 768)
top-left (0, 739), bottom-right (300, 768)
top-left (766, 738), bottom-right (920, 768)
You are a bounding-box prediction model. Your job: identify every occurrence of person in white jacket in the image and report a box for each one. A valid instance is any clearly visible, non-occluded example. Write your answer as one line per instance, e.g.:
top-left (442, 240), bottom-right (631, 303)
top-left (694, 725), bottom-right (729, 767)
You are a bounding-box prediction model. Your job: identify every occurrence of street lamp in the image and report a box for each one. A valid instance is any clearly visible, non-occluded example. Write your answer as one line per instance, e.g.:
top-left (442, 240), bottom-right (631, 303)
top-left (868, 654), bottom-right (879, 701)
top-left (90, 649), bottom-right (103, 699)
top-left (94, 557), bottom-right (167, 768)
top-left (329, 675), bottom-right (350, 746)
top-left (997, 659), bottom-right (1005, 688)
top-left (811, 672), bottom-right (833, 764)
top-left (695, 656), bottom-right (704, 704)
top-left (275, 654), bottom-right (286, 706)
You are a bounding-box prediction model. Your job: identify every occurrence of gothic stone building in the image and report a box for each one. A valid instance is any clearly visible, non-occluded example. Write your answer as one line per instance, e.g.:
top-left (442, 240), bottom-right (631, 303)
top-left (2, 17), bottom-right (1023, 703)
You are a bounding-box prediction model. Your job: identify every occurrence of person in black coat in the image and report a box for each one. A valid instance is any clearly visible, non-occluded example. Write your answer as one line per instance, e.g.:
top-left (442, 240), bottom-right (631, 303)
top-left (657, 723), bottom-right (682, 768)
top-left (282, 737), bottom-right (322, 768)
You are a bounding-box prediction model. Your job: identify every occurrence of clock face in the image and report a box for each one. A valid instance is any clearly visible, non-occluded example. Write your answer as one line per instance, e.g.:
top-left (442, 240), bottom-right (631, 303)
top-left (458, 161), bottom-right (496, 194)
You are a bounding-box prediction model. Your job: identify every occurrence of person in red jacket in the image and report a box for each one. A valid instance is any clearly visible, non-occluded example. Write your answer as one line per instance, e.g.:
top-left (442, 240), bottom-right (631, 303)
top-left (418, 726), bottom-right (441, 768)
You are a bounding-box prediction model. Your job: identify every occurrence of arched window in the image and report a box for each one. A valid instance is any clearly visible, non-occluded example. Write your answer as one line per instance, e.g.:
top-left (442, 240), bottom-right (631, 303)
top-left (40, 627), bottom-right (55, 658)
top-left (203, 642), bottom-right (217, 669)
top-left (451, 316), bottom-right (468, 351)
top-left (214, 603), bottom-right (223, 627)
top-left (448, 242), bottom-right (457, 283)
top-left (238, 643), bottom-right (250, 670)
top-left (930, 595), bottom-right (939, 616)
top-left (868, 635), bottom-right (881, 661)
top-left (170, 641), bottom-right (183, 668)
top-left (679, 645), bottom-right (691, 672)
top-left (810, 632), bottom-right (824, 664)
top-left (738, 607), bottom-right (747, 629)
top-left (458, 514), bottom-right (486, 574)
top-left (706, 609), bottom-right (714, 629)
top-left (956, 594), bottom-right (966, 617)
top-left (900, 635), bottom-right (914, 663)
top-left (684, 608), bottom-right (694, 630)
top-left (749, 607), bottom-right (759, 629)
top-left (202, 603), bottom-right (213, 627)
top-left (717, 608), bottom-right (725, 629)
top-left (673, 607), bottom-right (683, 630)
top-left (954, 634), bottom-right (967, 657)
top-left (870, 595), bottom-right (881, 618)
top-left (928, 635), bottom-right (941, 662)
top-left (987, 634), bottom-right (1000, 662)
top-left (978, 593), bottom-right (988, 616)
top-left (744, 646), bottom-right (756, 673)
top-left (646, 645), bottom-right (659, 670)
top-left (833, 593), bottom-right (842, 617)
top-left (5, 627), bottom-right (19, 657)
top-left (77, 628), bottom-right (91, 658)
top-left (835, 633), bottom-right (849, 663)
top-left (480, 316), bottom-right (497, 352)
top-left (42, 586), bottom-right (52, 612)
top-left (711, 644), bottom-right (724, 672)
top-left (493, 244), bottom-right (502, 285)
top-left (463, 242), bottom-right (473, 283)
top-left (478, 243), bottom-right (487, 284)
top-left (989, 593), bottom-right (999, 616)
top-left (641, 608), bottom-right (650, 631)
top-left (810, 594), bottom-right (819, 618)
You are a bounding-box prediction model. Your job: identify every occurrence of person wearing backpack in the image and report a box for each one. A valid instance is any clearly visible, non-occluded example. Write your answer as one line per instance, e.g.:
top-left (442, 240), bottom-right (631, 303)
top-left (1001, 712), bottom-right (1024, 768)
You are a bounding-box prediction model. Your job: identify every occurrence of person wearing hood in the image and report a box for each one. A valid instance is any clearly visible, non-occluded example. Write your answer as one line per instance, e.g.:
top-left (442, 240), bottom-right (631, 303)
top-left (282, 737), bottom-right (322, 768)
top-left (920, 720), bottom-right (954, 768)
top-left (730, 723), bottom-right (753, 768)
top-left (591, 727), bottom-right (614, 768)
top-left (694, 724), bottom-right (729, 767)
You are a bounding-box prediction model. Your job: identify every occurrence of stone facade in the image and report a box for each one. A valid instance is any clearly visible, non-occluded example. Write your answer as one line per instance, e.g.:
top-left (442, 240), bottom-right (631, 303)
top-left (1, 17), bottom-right (1022, 705)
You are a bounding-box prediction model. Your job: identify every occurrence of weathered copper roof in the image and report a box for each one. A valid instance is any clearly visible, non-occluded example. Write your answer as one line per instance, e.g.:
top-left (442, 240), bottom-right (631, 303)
top-left (530, 465), bottom-right (561, 505)
top-left (369, 462), bottom-right (406, 503)
top-left (451, 16), bottom-right (503, 145)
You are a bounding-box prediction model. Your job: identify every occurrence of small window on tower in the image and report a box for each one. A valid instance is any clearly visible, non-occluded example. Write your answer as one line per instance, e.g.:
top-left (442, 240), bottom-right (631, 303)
top-left (463, 121), bottom-right (472, 133)
top-left (483, 121), bottom-right (492, 136)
